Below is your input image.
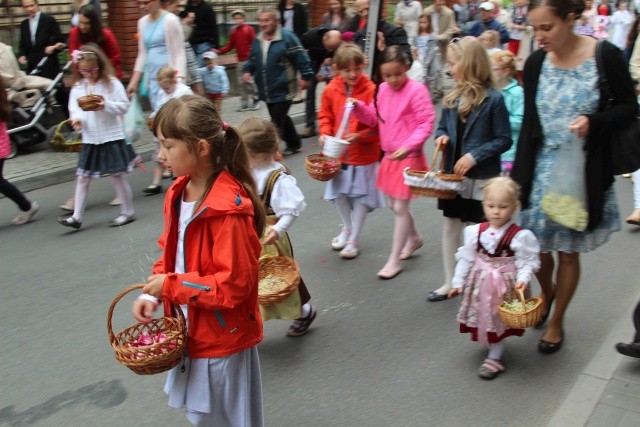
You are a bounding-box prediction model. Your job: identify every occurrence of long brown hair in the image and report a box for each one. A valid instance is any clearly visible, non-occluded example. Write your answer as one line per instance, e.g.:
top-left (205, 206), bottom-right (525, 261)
top-left (152, 95), bottom-right (266, 235)
top-left (0, 76), bottom-right (11, 123)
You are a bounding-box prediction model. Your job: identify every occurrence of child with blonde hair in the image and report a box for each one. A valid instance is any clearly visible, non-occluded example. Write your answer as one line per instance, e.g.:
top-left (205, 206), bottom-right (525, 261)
top-left (427, 36), bottom-right (511, 301)
top-left (318, 43), bottom-right (382, 259)
top-left (479, 30), bottom-right (502, 56)
top-left (239, 117), bottom-right (317, 336)
top-left (58, 44), bottom-right (134, 229)
top-left (132, 96), bottom-right (265, 425)
top-left (490, 51), bottom-right (523, 175)
top-left (143, 66), bottom-right (193, 195)
top-left (351, 46), bottom-right (435, 279)
top-left (448, 177), bottom-right (540, 379)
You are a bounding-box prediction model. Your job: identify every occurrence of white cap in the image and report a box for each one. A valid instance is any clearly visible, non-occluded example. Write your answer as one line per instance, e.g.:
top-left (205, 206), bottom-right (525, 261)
top-left (203, 51), bottom-right (218, 60)
top-left (479, 2), bottom-right (495, 11)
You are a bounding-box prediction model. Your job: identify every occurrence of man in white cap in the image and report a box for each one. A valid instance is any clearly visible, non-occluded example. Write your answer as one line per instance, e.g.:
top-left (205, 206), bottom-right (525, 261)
top-left (467, 2), bottom-right (510, 45)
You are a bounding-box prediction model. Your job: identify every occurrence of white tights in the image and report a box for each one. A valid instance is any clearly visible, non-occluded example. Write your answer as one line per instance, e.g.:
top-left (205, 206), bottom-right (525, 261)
top-left (488, 341), bottom-right (505, 361)
top-left (633, 169), bottom-right (640, 209)
top-left (333, 196), bottom-right (369, 242)
top-left (72, 175), bottom-right (134, 221)
top-left (434, 217), bottom-right (470, 295)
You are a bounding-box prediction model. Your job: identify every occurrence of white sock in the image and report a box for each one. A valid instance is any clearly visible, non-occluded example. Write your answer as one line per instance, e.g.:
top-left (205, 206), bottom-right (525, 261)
top-left (488, 341), bottom-right (505, 361)
top-left (72, 176), bottom-right (92, 221)
top-left (300, 303), bottom-right (311, 318)
top-left (111, 175), bottom-right (134, 216)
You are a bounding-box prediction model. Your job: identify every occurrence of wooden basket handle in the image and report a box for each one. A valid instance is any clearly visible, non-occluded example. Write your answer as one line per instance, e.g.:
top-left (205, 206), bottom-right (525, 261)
top-left (517, 288), bottom-right (526, 313)
top-left (430, 144), bottom-right (447, 173)
top-left (107, 284), bottom-right (185, 344)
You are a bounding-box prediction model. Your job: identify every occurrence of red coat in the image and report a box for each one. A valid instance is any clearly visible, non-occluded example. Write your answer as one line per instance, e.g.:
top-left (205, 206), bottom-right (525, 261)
top-left (216, 23), bottom-right (255, 62)
top-left (154, 171), bottom-right (263, 358)
top-left (318, 74), bottom-right (380, 165)
top-left (68, 27), bottom-right (122, 79)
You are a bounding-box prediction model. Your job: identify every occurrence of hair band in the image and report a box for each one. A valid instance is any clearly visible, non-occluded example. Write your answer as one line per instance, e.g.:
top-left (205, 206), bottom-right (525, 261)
top-left (222, 121), bottom-right (229, 131)
top-left (71, 50), bottom-right (93, 64)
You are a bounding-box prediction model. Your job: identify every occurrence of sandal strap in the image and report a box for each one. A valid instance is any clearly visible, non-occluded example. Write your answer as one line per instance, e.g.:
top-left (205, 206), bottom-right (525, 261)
top-left (481, 358), bottom-right (505, 372)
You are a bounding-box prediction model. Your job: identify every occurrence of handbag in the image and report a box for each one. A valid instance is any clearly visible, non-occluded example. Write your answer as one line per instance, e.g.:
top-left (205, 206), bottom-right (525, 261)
top-left (595, 40), bottom-right (640, 175)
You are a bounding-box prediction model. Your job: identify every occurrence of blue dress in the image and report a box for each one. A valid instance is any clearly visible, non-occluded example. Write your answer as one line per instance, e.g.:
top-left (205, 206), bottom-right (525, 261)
top-left (519, 57), bottom-right (620, 253)
top-left (142, 13), bottom-right (169, 110)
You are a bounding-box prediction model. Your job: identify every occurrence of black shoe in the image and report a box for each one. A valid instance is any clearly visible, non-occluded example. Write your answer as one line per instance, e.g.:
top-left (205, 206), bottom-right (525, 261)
top-left (282, 147), bottom-right (301, 156)
top-left (426, 290), bottom-right (448, 302)
top-left (143, 184), bottom-right (162, 195)
top-left (538, 331), bottom-right (564, 354)
top-left (616, 342), bottom-right (640, 359)
top-left (57, 215), bottom-right (82, 229)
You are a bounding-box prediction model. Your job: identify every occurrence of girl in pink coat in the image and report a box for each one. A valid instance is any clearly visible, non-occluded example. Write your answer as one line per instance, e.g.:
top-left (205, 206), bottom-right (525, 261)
top-left (351, 46), bottom-right (435, 279)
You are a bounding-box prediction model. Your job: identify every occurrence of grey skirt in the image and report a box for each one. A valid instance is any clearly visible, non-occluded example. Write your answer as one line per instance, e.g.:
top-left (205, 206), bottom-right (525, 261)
top-left (76, 139), bottom-right (134, 178)
top-left (323, 163), bottom-right (385, 210)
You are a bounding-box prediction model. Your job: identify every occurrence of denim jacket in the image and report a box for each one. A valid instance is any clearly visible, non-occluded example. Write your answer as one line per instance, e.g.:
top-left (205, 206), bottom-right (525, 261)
top-left (435, 87), bottom-right (512, 179)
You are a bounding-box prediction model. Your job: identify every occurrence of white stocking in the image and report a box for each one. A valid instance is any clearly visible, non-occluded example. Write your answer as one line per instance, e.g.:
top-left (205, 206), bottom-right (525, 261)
top-left (437, 217), bottom-right (464, 295)
top-left (488, 341), bottom-right (505, 361)
top-left (72, 175), bottom-right (92, 221)
top-left (110, 175), bottom-right (134, 216)
top-left (349, 201), bottom-right (369, 243)
top-left (333, 196), bottom-right (353, 230)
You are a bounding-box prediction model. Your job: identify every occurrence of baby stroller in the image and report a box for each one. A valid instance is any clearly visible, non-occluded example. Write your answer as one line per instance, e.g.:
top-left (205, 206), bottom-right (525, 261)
top-left (6, 55), bottom-right (72, 158)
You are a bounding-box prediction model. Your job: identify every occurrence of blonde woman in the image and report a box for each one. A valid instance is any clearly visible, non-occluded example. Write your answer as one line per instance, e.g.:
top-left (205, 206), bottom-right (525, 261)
top-left (426, 36), bottom-right (512, 302)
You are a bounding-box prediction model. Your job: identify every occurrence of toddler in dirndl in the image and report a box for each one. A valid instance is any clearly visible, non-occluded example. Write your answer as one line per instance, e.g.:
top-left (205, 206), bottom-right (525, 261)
top-left (239, 117), bottom-right (317, 337)
top-left (448, 177), bottom-right (540, 380)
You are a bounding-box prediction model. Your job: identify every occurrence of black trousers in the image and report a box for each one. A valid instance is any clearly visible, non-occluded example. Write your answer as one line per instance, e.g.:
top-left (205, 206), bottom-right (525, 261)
top-left (267, 101), bottom-right (301, 151)
top-left (0, 159), bottom-right (31, 211)
top-left (634, 299), bottom-right (640, 342)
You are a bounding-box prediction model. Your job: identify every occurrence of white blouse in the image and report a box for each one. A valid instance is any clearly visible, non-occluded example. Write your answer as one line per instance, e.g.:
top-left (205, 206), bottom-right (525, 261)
top-left (153, 82), bottom-right (193, 116)
top-left (452, 222), bottom-right (541, 288)
top-left (252, 161), bottom-right (306, 236)
top-left (68, 77), bottom-right (130, 145)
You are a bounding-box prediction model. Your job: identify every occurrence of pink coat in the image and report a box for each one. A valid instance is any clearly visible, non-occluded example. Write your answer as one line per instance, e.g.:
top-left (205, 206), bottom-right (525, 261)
top-left (0, 122), bottom-right (10, 159)
top-left (352, 78), bottom-right (435, 156)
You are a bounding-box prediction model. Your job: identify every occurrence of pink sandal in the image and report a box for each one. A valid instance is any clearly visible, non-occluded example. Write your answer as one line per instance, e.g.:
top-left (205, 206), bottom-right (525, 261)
top-left (478, 358), bottom-right (505, 380)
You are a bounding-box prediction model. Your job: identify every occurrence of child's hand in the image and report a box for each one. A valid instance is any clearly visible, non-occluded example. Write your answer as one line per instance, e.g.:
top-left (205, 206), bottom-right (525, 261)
top-left (389, 147), bottom-right (408, 160)
top-left (453, 155), bottom-right (474, 176)
top-left (144, 274), bottom-right (166, 299)
top-left (95, 100), bottom-right (105, 111)
top-left (318, 135), bottom-right (326, 145)
top-left (448, 288), bottom-right (462, 298)
top-left (515, 281), bottom-right (526, 291)
top-left (434, 135), bottom-right (449, 149)
top-left (132, 298), bottom-right (157, 323)
top-left (242, 72), bottom-right (252, 83)
top-left (261, 228), bottom-right (278, 245)
top-left (343, 133), bottom-right (359, 144)
top-left (71, 119), bottom-right (82, 131)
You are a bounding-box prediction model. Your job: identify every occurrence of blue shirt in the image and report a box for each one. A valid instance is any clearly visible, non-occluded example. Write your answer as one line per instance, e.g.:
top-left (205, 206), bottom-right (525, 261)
top-left (198, 65), bottom-right (229, 95)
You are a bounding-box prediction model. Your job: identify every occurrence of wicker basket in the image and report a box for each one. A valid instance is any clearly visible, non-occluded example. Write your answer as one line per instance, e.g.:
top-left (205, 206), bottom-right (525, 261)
top-left (50, 119), bottom-right (82, 152)
top-left (498, 288), bottom-right (544, 329)
top-left (258, 256), bottom-right (301, 306)
top-left (107, 284), bottom-right (187, 375)
top-left (77, 94), bottom-right (104, 111)
top-left (404, 148), bottom-right (464, 199)
top-left (305, 153), bottom-right (341, 182)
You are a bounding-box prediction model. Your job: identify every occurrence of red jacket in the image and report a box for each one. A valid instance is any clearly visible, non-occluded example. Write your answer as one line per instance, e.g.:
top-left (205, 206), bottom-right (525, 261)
top-left (68, 27), bottom-right (123, 79)
top-left (216, 23), bottom-right (255, 61)
top-left (318, 74), bottom-right (380, 165)
top-left (154, 171), bottom-right (263, 358)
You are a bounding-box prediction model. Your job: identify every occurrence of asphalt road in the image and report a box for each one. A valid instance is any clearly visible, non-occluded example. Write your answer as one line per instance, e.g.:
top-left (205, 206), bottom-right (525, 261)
top-left (1, 146), bottom-right (639, 427)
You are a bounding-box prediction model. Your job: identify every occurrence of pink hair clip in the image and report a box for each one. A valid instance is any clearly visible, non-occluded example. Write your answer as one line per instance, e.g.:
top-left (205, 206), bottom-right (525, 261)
top-left (222, 121), bottom-right (229, 131)
top-left (71, 50), bottom-right (90, 64)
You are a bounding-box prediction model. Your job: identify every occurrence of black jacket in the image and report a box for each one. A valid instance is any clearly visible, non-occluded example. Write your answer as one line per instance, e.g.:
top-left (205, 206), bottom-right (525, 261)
top-left (278, 2), bottom-right (308, 38)
top-left (19, 13), bottom-right (64, 79)
top-left (300, 26), bottom-right (332, 74)
top-left (511, 41), bottom-right (638, 229)
top-left (184, 1), bottom-right (219, 47)
top-left (354, 20), bottom-right (411, 83)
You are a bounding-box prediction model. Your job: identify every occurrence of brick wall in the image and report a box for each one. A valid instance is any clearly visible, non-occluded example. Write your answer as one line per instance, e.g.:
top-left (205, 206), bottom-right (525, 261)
top-left (107, 0), bottom-right (139, 81)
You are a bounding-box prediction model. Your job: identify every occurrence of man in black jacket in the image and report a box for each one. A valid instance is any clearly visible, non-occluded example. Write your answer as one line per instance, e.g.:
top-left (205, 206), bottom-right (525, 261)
top-left (300, 27), bottom-right (342, 137)
top-left (184, 0), bottom-right (219, 66)
top-left (18, 0), bottom-right (66, 80)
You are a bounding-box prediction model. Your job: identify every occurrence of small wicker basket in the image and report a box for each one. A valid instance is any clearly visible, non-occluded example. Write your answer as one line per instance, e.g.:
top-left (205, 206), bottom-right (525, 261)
top-left (498, 288), bottom-right (544, 329)
top-left (50, 119), bottom-right (82, 152)
top-left (77, 94), bottom-right (104, 111)
top-left (258, 256), bottom-right (301, 306)
top-left (107, 284), bottom-right (187, 375)
top-left (305, 153), bottom-right (341, 182)
top-left (404, 147), bottom-right (464, 199)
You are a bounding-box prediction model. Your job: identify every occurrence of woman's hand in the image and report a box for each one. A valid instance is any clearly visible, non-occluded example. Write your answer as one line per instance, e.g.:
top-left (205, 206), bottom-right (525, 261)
top-left (144, 274), bottom-right (166, 299)
top-left (568, 115), bottom-right (590, 138)
top-left (126, 82), bottom-right (138, 99)
top-left (434, 135), bottom-right (449, 149)
top-left (70, 119), bottom-right (82, 131)
top-left (453, 155), bottom-right (474, 176)
top-left (132, 299), bottom-right (157, 323)
top-left (389, 147), bottom-right (408, 160)
top-left (448, 288), bottom-right (462, 298)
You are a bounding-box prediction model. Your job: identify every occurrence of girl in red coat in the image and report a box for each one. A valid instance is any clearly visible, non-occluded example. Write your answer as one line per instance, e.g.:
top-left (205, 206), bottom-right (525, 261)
top-left (132, 95), bottom-right (266, 426)
top-left (318, 43), bottom-right (382, 260)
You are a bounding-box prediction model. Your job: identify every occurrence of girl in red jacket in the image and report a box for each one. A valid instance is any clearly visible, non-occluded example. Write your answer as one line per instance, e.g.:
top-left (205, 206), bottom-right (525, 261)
top-left (318, 43), bottom-right (382, 260)
top-left (132, 95), bottom-right (266, 426)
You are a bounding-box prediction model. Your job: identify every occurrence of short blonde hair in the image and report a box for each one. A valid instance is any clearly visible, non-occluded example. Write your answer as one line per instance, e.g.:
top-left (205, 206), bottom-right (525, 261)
top-left (491, 50), bottom-right (517, 77)
top-left (483, 177), bottom-right (521, 207)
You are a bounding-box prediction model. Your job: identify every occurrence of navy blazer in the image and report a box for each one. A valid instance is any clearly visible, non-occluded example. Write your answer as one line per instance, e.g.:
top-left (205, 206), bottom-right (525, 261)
top-left (435, 88), bottom-right (512, 179)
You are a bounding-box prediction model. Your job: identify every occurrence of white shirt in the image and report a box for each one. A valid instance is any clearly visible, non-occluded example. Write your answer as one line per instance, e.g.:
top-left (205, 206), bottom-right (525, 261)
top-left (431, 12), bottom-right (440, 36)
top-left (174, 197), bottom-right (195, 325)
top-left (283, 9), bottom-right (294, 31)
top-left (452, 222), bottom-right (541, 288)
top-left (152, 82), bottom-right (193, 116)
top-left (29, 12), bottom-right (41, 44)
top-left (68, 77), bottom-right (130, 144)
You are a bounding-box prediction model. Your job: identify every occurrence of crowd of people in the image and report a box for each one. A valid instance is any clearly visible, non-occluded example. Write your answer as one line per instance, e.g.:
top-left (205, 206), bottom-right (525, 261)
top-left (2, 0), bottom-right (640, 424)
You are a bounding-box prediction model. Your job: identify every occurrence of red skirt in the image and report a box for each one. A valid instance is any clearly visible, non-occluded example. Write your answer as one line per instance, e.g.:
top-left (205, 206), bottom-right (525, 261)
top-left (459, 323), bottom-right (524, 344)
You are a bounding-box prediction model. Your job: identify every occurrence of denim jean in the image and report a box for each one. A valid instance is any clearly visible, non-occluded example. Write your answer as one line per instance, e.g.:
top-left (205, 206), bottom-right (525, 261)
top-left (193, 42), bottom-right (213, 67)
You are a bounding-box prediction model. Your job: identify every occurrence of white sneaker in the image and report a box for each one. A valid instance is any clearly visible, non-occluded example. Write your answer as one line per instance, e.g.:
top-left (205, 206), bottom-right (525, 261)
top-left (12, 201), bottom-right (39, 225)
